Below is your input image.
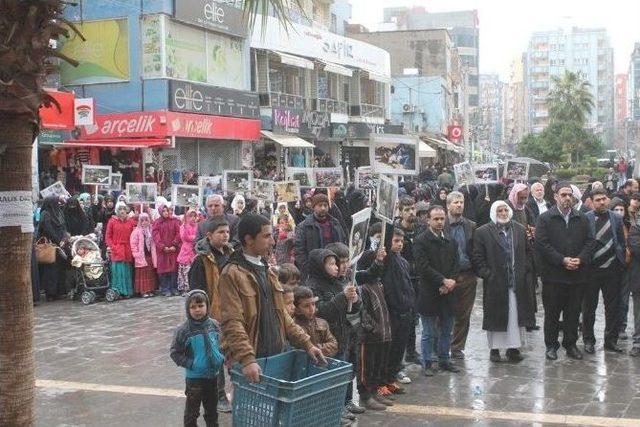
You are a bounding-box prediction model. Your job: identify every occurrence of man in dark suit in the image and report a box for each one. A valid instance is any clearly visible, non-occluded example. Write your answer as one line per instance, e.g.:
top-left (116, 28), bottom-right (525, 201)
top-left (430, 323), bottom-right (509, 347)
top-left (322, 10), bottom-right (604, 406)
top-left (413, 205), bottom-right (461, 376)
top-left (444, 191), bottom-right (477, 360)
top-left (582, 189), bottom-right (626, 354)
top-left (535, 182), bottom-right (595, 361)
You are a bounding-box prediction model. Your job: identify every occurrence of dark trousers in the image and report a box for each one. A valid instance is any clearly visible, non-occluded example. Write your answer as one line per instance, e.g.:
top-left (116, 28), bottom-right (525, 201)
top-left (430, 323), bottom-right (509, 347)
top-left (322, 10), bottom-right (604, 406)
top-left (582, 265), bottom-right (621, 346)
top-left (542, 281), bottom-right (586, 349)
top-left (217, 369), bottom-right (226, 401)
top-left (618, 269), bottom-right (631, 332)
top-left (387, 311), bottom-right (413, 380)
top-left (184, 377), bottom-right (218, 427)
top-left (336, 326), bottom-right (359, 403)
top-left (405, 278), bottom-right (420, 355)
top-left (159, 272), bottom-right (178, 294)
top-left (451, 271), bottom-right (477, 352)
top-left (357, 342), bottom-right (390, 400)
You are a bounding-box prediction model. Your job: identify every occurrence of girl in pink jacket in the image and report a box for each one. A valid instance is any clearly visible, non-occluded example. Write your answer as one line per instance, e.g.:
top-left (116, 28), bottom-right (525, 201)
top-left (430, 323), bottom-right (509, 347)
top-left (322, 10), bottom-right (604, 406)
top-left (177, 208), bottom-right (198, 294)
top-left (130, 213), bottom-right (158, 297)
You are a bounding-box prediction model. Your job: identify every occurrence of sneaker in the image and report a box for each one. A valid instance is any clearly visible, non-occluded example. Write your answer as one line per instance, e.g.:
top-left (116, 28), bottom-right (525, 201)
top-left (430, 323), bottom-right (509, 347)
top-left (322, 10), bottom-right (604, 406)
top-left (217, 396), bottom-right (232, 413)
top-left (451, 349), bottom-right (465, 359)
top-left (404, 350), bottom-right (421, 364)
top-left (345, 401), bottom-right (365, 414)
top-left (341, 408), bottom-right (356, 421)
top-left (396, 370), bottom-right (412, 384)
top-left (386, 382), bottom-right (406, 395)
top-left (362, 397), bottom-right (386, 411)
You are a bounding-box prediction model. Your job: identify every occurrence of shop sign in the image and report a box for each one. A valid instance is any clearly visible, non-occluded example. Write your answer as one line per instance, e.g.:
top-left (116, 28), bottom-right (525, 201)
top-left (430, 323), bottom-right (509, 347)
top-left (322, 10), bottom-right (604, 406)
top-left (39, 89), bottom-right (75, 130)
top-left (332, 122), bottom-right (403, 140)
top-left (174, 0), bottom-right (246, 38)
top-left (38, 130), bottom-right (67, 144)
top-left (251, 15), bottom-right (390, 77)
top-left (74, 98), bottom-right (95, 126)
top-left (168, 80), bottom-right (259, 119)
top-left (300, 110), bottom-right (331, 139)
top-left (78, 110), bottom-right (260, 141)
top-left (272, 108), bottom-right (301, 134)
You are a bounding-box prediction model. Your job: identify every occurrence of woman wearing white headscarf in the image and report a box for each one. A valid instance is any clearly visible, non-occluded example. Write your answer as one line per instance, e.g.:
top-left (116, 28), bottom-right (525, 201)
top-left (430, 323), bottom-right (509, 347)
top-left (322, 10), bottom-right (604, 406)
top-left (472, 200), bottom-right (535, 362)
top-left (231, 194), bottom-right (246, 216)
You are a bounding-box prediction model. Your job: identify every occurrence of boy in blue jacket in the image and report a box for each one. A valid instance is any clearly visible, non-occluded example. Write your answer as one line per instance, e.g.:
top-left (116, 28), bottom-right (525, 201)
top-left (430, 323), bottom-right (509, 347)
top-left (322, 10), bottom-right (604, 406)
top-left (171, 290), bottom-right (225, 427)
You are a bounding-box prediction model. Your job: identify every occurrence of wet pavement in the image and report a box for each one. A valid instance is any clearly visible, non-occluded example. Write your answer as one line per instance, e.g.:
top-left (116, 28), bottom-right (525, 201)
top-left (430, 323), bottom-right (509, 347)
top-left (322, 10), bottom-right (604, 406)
top-left (34, 287), bottom-right (640, 426)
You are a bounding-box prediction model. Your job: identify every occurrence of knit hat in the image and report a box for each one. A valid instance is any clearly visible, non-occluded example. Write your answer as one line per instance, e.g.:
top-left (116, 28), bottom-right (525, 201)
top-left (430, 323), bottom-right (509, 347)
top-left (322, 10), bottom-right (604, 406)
top-left (311, 193), bottom-right (329, 207)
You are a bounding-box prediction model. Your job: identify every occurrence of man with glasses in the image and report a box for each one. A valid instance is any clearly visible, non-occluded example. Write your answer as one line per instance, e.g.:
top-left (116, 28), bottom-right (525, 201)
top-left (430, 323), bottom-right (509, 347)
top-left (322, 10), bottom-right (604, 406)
top-left (535, 182), bottom-right (595, 361)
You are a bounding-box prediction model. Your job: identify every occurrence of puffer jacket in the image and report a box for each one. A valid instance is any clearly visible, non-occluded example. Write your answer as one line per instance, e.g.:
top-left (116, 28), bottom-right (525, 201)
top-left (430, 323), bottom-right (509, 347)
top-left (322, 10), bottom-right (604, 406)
top-left (219, 250), bottom-right (312, 367)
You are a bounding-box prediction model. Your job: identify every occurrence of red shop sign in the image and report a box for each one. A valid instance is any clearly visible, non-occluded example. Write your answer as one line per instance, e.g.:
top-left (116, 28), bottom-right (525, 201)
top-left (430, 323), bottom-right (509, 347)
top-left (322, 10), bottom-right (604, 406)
top-left (80, 111), bottom-right (260, 141)
top-left (39, 90), bottom-right (75, 130)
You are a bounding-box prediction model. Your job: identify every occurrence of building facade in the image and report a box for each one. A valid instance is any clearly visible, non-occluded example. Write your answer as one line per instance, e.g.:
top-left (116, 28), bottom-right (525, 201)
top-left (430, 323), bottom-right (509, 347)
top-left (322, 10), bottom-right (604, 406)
top-left (478, 74), bottom-right (503, 156)
top-left (615, 74), bottom-right (628, 151)
top-left (382, 7), bottom-right (480, 108)
top-left (502, 55), bottom-right (528, 154)
top-left (525, 27), bottom-right (615, 146)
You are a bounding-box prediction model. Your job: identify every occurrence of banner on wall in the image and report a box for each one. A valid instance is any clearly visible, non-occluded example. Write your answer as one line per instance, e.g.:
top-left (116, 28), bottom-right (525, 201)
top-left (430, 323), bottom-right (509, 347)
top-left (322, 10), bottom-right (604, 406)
top-left (60, 18), bottom-right (130, 85)
top-left (174, 0), bottom-right (246, 38)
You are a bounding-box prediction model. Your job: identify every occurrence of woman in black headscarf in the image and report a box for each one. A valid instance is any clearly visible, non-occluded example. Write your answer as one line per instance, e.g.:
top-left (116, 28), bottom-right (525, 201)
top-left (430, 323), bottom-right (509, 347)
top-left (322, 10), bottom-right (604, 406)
top-left (38, 196), bottom-right (69, 300)
top-left (64, 196), bottom-right (92, 236)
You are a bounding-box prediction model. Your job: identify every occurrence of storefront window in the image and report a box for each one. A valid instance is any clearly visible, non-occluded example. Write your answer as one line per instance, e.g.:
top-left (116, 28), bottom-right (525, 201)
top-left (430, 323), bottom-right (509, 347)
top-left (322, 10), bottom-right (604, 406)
top-left (269, 63), bottom-right (304, 95)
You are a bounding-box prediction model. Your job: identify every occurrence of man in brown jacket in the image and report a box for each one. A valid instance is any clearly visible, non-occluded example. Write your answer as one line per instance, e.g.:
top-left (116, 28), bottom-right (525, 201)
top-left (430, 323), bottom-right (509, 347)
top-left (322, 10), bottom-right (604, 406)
top-left (219, 214), bottom-right (325, 383)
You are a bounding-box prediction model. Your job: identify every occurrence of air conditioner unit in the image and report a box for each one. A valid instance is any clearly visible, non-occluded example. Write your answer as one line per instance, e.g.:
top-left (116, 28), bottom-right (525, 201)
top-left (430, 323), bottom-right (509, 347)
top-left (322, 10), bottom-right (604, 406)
top-left (402, 104), bottom-right (415, 113)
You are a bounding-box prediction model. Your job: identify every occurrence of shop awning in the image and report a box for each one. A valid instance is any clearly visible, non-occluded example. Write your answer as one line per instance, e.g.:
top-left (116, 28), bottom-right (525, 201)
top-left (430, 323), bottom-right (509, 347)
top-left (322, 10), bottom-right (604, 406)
top-left (60, 138), bottom-right (172, 149)
top-left (365, 71), bottom-right (391, 84)
top-left (418, 141), bottom-right (436, 158)
top-left (319, 60), bottom-right (353, 77)
top-left (274, 51), bottom-right (315, 70)
top-left (261, 131), bottom-right (315, 148)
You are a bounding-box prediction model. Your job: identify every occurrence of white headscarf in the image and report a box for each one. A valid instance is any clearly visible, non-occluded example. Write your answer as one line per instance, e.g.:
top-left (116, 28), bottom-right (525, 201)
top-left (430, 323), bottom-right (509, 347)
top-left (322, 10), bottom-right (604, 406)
top-left (490, 200), bottom-right (513, 225)
top-left (231, 194), bottom-right (246, 215)
top-left (570, 184), bottom-right (583, 210)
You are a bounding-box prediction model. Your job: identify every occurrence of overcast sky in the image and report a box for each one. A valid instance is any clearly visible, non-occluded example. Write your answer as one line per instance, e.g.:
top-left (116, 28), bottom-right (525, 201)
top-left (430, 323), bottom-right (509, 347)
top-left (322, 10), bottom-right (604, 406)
top-left (348, 0), bottom-right (640, 80)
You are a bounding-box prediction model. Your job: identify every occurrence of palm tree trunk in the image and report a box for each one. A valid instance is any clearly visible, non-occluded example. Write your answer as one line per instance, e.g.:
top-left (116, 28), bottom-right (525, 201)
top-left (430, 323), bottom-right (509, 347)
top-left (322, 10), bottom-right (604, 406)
top-left (0, 114), bottom-right (36, 427)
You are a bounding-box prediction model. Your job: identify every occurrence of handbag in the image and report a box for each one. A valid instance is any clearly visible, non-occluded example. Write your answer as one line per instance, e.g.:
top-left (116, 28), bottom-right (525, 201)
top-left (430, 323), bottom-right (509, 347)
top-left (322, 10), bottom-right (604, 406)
top-left (35, 238), bottom-right (57, 265)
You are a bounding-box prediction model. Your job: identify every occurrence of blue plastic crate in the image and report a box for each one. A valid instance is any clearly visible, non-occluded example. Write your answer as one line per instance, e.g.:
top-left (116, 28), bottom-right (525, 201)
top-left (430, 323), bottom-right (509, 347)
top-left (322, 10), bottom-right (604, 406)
top-left (231, 350), bottom-right (353, 426)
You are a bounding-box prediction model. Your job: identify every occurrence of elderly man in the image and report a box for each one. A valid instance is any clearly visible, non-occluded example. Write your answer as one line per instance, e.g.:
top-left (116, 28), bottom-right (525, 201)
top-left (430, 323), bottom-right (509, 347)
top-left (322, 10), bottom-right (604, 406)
top-left (444, 191), bottom-right (477, 360)
top-left (196, 194), bottom-right (239, 245)
top-left (527, 182), bottom-right (550, 224)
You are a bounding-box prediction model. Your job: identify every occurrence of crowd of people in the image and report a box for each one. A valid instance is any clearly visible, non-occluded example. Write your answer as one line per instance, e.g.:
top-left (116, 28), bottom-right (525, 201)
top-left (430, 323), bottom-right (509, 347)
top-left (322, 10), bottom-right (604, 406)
top-left (33, 172), bottom-right (640, 427)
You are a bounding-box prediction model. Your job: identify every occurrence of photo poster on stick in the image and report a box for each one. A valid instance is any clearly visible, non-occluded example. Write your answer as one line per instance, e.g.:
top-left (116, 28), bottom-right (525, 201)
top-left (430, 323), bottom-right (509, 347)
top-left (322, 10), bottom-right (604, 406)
top-left (198, 175), bottom-right (222, 206)
top-left (349, 207), bottom-right (371, 263)
top-left (223, 170), bottom-right (252, 195)
top-left (314, 167), bottom-right (344, 188)
top-left (126, 183), bottom-right (158, 205)
top-left (81, 165), bottom-right (112, 186)
top-left (355, 166), bottom-right (379, 190)
top-left (286, 167), bottom-right (315, 187)
top-left (252, 179), bottom-right (276, 203)
top-left (172, 184), bottom-right (200, 207)
top-left (369, 133), bottom-right (419, 175)
top-left (40, 181), bottom-right (71, 200)
top-left (375, 174), bottom-right (398, 225)
top-left (453, 161), bottom-right (474, 187)
top-left (504, 160), bottom-right (530, 182)
top-left (109, 173), bottom-right (123, 191)
top-left (473, 164), bottom-right (499, 184)
top-left (274, 180), bottom-right (301, 203)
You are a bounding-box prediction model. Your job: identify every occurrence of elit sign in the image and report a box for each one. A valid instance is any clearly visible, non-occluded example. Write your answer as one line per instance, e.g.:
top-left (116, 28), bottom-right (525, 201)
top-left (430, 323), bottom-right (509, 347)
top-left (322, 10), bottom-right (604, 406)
top-left (174, 0), bottom-right (246, 38)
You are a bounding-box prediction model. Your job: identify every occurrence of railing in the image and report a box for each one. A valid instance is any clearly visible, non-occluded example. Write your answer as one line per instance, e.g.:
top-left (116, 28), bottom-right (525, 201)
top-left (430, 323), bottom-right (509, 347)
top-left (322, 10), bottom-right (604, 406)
top-left (350, 103), bottom-right (384, 117)
top-left (313, 98), bottom-right (349, 114)
top-left (259, 92), bottom-right (306, 110)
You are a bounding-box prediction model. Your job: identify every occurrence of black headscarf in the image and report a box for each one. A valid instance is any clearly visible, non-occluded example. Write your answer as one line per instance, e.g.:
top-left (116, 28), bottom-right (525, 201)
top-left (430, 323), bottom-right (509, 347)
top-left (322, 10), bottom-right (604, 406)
top-left (64, 196), bottom-right (91, 236)
top-left (41, 196), bottom-right (65, 228)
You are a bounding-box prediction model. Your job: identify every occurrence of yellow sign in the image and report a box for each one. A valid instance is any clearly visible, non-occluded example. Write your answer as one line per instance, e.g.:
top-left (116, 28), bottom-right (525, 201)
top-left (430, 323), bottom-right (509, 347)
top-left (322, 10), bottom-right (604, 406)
top-left (60, 19), bottom-right (130, 85)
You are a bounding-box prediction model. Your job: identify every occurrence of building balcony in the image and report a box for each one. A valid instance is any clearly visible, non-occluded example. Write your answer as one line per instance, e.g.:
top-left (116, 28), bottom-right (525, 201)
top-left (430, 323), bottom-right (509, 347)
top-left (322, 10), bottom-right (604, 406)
top-left (350, 103), bottom-right (385, 118)
top-left (259, 91), bottom-right (306, 110)
top-left (312, 98), bottom-right (349, 114)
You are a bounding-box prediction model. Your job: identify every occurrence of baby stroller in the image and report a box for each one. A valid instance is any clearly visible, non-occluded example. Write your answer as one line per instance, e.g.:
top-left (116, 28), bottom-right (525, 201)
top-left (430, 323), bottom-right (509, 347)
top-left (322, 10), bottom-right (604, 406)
top-left (69, 235), bottom-right (118, 304)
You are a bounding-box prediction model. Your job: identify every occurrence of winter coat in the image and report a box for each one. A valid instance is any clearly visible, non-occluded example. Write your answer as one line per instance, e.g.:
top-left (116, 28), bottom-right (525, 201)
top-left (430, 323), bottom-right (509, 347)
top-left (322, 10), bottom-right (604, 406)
top-left (306, 249), bottom-right (362, 354)
top-left (534, 206), bottom-right (595, 284)
top-left (105, 216), bottom-right (135, 262)
top-left (360, 281), bottom-right (392, 344)
top-left (473, 222), bottom-right (535, 331)
top-left (195, 213), bottom-right (239, 246)
top-left (585, 210), bottom-right (626, 266)
top-left (627, 224), bottom-right (640, 293)
top-left (413, 228), bottom-right (460, 317)
top-left (130, 227), bottom-right (157, 268)
top-left (293, 316), bottom-right (338, 357)
top-left (177, 222), bottom-right (198, 265)
top-left (444, 216), bottom-right (476, 273)
top-left (189, 238), bottom-right (233, 321)
top-left (170, 290), bottom-right (225, 379)
top-left (294, 214), bottom-right (347, 279)
top-left (219, 250), bottom-right (312, 367)
top-left (152, 216), bottom-right (181, 274)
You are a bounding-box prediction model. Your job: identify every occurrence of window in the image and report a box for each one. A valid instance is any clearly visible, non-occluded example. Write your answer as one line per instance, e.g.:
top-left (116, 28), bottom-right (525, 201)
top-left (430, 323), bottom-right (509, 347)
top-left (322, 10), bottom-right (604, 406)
top-left (468, 74), bottom-right (479, 87)
top-left (317, 71), bottom-right (338, 99)
top-left (469, 94), bottom-right (479, 107)
top-left (455, 34), bottom-right (477, 48)
top-left (460, 54), bottom-right (477, 67)
top-left (330, 13), bottom-right (337, 33)
top-left (269, 63), bottom-right (304, 95)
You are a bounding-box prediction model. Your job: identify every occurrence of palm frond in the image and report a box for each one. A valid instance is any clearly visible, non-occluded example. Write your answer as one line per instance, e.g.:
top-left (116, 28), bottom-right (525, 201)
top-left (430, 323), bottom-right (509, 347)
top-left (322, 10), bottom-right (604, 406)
top-left (243, 0), bottom-right (307, 37)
